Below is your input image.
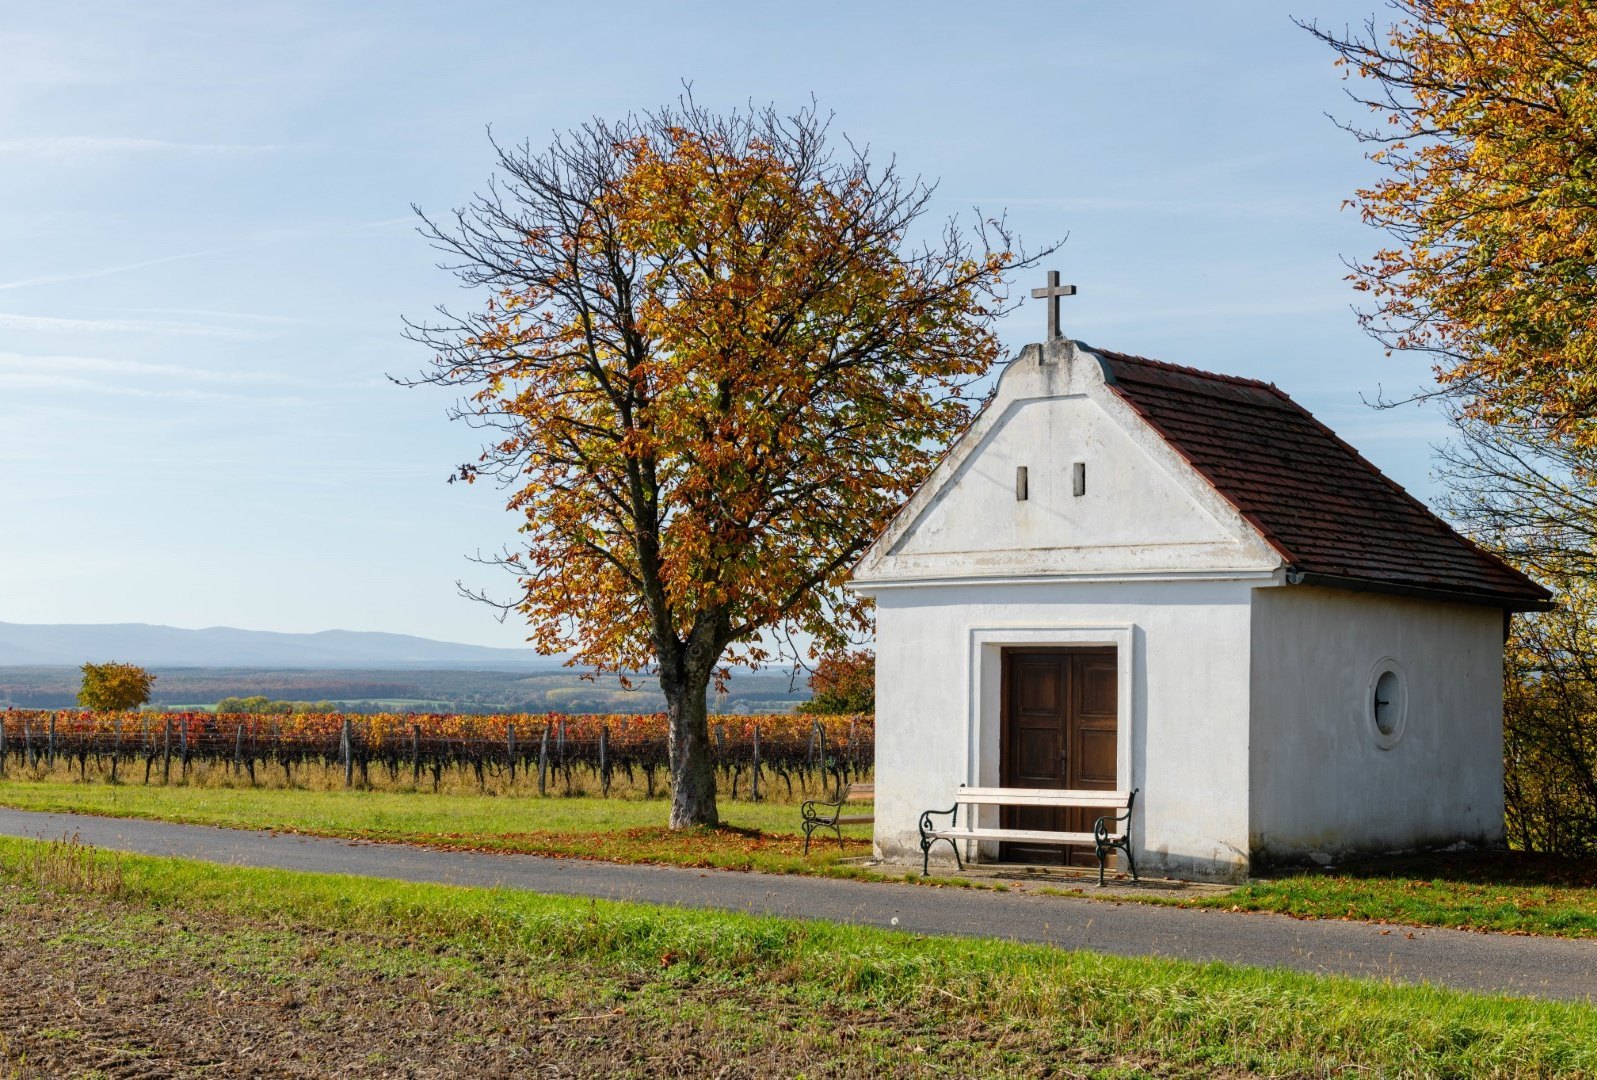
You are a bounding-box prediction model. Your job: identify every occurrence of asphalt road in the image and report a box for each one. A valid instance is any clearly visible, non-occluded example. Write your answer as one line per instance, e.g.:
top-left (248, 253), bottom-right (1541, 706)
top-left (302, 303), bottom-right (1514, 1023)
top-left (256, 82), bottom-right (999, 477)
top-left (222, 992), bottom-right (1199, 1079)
top-left (0, 807), bottom-right (1592, 1004)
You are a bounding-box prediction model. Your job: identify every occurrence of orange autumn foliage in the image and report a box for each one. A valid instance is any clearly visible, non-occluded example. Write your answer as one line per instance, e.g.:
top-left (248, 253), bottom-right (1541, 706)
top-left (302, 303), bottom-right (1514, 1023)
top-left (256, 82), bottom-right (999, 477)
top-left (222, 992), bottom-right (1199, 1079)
top-left (407, 97), bottom-right (1049, 825)
top-left (1309, 4), bottom-right (1597, 439)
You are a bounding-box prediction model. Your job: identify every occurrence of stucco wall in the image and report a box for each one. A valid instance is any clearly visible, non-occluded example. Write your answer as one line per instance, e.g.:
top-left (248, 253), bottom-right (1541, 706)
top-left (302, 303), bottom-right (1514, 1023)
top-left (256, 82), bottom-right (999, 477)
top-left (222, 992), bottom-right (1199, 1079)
top-left (1248, 585), bottom-right (1506, 860)
top-left (859, 343), bottom-right (1281, 583)
top-left (872, 579), bottom-right (1257, 883)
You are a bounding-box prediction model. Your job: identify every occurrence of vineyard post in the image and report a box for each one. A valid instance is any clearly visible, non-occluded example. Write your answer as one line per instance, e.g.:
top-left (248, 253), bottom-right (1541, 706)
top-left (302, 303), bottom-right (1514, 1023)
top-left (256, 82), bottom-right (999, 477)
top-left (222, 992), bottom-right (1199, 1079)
top-left (47, 714), bottom-right (56, 769)
top-left (276, 723), bottom-right (290, 784)
top-left (180, 718), bottom-right (190, 779)
top-left (411, 724), bottom-right (421, 784)
top-left (507, 722), bottom-right (517, 784)
top-left (162, 719), bottom-right (172, 784)
top-left (341, 717), bottom-right (353, 788)
top-left (599, 724), bottom-right (610, 797)
top-left (538, 725), bottom-right (549, 796)
top-left (847, 718), bottom-right (857, 785)
top-left (22, 718), bottom-right (32, 768)
top-left (112, 716), bottom-right (122, 783)
top-left (558, 719), bottom-right (569, 791)
top-left (813, 720), bottom-right (830, 797)
top-left (245, 721), bottom-right (257, 785)
top-left (0, 716), bottom-right (6, 776)
top-left (752, 723), bottom-right (761, 802)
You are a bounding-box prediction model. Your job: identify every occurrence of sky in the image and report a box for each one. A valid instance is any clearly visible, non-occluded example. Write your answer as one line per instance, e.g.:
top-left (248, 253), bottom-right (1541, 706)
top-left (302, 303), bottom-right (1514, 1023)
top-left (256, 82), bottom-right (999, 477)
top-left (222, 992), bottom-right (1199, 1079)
top-left (0, 1), bottom-right (1438, 649)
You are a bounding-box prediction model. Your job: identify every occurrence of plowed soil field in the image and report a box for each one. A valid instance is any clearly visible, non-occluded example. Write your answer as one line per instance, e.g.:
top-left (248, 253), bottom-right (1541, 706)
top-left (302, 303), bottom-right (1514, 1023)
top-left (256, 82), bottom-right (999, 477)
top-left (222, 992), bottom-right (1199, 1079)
top-left (0, 886), bottom-right (1146, 1079)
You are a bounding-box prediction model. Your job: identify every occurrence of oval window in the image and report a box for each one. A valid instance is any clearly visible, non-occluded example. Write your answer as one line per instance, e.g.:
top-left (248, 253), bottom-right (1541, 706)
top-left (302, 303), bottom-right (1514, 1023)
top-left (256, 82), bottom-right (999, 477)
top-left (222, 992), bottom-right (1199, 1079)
top-left (1373, 670), bottom-right (1401, 735)
top-left (1367, 660), bottom-right (1407, 749)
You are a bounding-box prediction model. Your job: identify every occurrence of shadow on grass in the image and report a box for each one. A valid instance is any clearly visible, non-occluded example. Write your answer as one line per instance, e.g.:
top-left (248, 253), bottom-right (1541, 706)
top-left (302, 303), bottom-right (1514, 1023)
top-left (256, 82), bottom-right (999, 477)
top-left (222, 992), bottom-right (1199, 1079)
top-left (1270, 850), bottom-right (1597, 890)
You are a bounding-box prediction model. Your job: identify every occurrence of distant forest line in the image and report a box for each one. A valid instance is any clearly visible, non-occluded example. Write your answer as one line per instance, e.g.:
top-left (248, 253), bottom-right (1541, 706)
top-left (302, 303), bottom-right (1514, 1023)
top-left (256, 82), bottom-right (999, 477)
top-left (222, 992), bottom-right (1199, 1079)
top-left (0, 666), bottom-right (809, 715)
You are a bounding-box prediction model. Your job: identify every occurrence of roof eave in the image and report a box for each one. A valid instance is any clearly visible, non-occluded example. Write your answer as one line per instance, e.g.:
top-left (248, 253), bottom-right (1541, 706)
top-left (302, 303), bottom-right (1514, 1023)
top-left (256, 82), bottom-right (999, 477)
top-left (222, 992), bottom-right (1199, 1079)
top-left (1284, 568), bottom-right (1555, 613)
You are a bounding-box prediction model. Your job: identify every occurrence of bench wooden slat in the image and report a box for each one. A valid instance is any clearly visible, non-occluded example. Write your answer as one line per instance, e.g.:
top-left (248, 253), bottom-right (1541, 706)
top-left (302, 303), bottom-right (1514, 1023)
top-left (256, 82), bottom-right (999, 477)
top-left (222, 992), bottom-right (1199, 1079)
top-left (952, 787), bottom-right (1132, 809)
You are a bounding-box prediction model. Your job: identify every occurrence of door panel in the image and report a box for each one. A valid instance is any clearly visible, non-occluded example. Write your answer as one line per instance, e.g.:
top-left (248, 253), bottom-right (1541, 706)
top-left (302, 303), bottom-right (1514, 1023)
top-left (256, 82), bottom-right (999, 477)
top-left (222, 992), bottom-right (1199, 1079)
top-left (1000, 648), bottom-right (1117, 866)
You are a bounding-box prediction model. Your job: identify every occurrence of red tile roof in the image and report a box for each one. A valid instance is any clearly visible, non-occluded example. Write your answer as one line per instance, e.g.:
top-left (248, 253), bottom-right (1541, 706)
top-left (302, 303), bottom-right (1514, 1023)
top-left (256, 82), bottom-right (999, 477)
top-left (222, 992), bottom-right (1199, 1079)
top-left (1096, 349), bottom-right (1552, 610)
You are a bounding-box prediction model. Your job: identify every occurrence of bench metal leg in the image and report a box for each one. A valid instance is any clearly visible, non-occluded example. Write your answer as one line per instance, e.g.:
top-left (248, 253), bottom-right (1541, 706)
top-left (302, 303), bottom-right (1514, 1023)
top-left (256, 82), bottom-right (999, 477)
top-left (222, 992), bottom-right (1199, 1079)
top-left (802, 819), bottom-right (843, 855)
top-left (917, 803), bottom-right (961, 876)
top-left (920, 833), bottom-right (962, 876)
top-left (1095, 838), bottom-right (1137, 887)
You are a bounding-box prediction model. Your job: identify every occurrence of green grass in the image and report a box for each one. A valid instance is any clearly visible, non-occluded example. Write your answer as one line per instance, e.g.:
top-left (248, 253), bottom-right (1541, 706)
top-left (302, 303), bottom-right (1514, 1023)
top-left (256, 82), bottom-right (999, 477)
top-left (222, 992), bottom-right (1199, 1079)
top-left (1181, 851), bottom-right (1597, 939)
top-left (2, 835), bottom-right (1594, 1077)
top-left (3, 777), bottom-right (1594, 937)
top-left (0, 776), bottom-right (877, 875)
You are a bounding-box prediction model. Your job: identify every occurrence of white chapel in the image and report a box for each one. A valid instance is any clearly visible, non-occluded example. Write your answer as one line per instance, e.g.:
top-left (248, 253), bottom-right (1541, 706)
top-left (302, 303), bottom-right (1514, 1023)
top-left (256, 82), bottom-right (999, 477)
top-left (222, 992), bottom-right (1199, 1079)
top-left (849, 311), bottom-right (1550, 882)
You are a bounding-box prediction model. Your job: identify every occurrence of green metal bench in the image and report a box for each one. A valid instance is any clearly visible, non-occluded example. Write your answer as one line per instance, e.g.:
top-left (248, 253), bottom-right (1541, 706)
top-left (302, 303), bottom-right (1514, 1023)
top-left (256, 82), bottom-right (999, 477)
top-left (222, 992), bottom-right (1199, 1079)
top-left (801, 782), bottom-right (874, 853)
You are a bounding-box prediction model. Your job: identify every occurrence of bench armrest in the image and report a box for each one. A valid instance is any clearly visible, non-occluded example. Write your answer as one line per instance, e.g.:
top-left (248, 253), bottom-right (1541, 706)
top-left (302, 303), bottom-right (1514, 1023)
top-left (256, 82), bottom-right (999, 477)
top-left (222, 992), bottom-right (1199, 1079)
top-left (1092, 787), bottom-right (1138, 842)
top-left (1092, 807), bottom-right (1131, 841)
top-left (917, 802), bottom-right (959, 836)
top-left (801, 796), bottom-right (846, 826)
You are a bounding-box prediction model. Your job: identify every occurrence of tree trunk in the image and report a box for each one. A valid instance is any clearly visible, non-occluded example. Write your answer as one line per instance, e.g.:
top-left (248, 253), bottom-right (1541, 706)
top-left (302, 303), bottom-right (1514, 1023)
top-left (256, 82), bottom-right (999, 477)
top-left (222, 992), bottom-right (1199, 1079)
top-left (663, 667), bottom-right (718, 828)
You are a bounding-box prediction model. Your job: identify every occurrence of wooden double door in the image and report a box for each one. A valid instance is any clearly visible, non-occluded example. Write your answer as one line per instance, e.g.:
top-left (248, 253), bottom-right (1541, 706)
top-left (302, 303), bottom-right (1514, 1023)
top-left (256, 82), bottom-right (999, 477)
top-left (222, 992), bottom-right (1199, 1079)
top-left (1000, 648), bottom-right (1119, 866)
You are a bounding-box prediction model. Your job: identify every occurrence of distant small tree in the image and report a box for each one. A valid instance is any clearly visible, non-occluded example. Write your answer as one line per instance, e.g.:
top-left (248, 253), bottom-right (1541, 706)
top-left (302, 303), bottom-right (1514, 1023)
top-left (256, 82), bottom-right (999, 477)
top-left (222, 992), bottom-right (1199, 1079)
top-left (216, 695), bottom-right (294, 715)
top-left (797, 650), bottom-right (874, 715)
top-left (77, 662), bottom-right (155, 711)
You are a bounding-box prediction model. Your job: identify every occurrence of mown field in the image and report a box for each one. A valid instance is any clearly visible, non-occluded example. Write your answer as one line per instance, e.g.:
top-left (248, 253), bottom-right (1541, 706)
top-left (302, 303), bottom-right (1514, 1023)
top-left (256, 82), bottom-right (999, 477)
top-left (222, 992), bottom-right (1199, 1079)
top-left (1, 835), bottom-right (1593, 1078)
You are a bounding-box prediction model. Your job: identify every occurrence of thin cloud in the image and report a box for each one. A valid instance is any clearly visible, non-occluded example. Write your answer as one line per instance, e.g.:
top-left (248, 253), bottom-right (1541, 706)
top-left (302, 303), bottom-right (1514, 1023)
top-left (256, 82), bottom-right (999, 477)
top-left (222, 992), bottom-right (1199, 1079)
top-left (0, 352), bottom-right (292, 385)
top-left (0, 136), bottom-right (285, 158)
top-left (0, 371), bottom-right (251, 401)
top-left (1068, 296), bottom-right (1351, 329)
top-left (0, 247), bottom-right (237, 291)
top-left (981, 194), bottom-right (1325, 219)
top-left (112, 307), bottom-right (304, 325)
top-left (0, 312), bottom-right (254, 338)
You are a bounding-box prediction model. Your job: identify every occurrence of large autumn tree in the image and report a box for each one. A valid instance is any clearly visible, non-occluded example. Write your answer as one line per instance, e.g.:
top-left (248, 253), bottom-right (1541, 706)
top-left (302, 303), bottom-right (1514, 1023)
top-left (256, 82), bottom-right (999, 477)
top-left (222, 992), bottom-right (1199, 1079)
top-left (406, 98), bottom-right (1046, 827)
top-left (1305, 3), bottom-right (1597, 440)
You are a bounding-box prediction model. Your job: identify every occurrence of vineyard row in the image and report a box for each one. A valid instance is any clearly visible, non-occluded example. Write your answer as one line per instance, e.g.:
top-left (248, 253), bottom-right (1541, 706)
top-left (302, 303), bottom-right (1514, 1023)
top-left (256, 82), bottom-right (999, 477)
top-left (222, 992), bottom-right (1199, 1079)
top-left (0, 711), bottom-right (875, 799)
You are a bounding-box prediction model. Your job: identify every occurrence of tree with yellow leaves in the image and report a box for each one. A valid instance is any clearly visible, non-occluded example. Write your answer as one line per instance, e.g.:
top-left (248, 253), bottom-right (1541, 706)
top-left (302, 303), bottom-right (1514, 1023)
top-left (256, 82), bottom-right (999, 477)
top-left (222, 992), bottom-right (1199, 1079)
top-left (1306, 3), bottom-right (1597, 439)
top-left (405, 97), bottom-right (1050, 827)
top-left (77, 662), bottom-right (155, 711)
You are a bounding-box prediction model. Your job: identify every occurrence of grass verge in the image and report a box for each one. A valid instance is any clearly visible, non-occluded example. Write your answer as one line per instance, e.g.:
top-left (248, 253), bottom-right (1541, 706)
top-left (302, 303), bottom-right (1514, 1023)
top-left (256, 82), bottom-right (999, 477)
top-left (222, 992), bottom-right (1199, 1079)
top-left (0, 777), bottom-right (878, 876)
top-left (2, 835), bottom-right (1595, 1078)
top-left (1178, 850), bottom-right (1597, 938)
top-left (1, 778), bottom-right (1593, 937)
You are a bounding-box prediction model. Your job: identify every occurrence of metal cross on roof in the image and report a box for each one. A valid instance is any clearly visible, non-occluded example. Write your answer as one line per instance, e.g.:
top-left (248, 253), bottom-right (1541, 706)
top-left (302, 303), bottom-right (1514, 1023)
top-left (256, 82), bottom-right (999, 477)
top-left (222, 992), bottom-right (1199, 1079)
top-left (1030, 271), bottom-right (1077, 340)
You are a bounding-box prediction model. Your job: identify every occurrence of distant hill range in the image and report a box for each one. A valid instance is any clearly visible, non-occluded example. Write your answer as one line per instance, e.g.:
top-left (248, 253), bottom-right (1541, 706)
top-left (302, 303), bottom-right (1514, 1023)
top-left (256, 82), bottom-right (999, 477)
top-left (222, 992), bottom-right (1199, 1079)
top-left (0, 621), bottom-right (561, 670)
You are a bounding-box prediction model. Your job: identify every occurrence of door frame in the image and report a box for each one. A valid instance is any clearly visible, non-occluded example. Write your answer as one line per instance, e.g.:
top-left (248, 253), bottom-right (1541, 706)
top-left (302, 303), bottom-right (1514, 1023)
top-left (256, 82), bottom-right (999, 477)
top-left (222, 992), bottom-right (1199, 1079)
top-left (965, 625), bottom-right (1137, 851)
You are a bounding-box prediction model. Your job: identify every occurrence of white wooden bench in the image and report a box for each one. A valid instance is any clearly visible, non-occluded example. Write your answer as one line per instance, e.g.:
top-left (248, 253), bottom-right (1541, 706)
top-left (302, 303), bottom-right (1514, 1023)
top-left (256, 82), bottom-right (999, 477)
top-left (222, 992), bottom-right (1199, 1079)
top-left (801, 782), bottom-right (874, 853)
top-left (919, 786), bottom-right (1138, 885)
